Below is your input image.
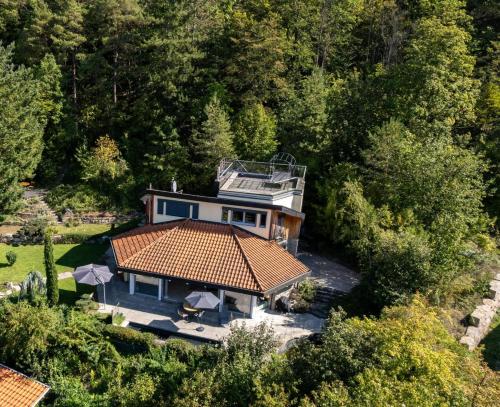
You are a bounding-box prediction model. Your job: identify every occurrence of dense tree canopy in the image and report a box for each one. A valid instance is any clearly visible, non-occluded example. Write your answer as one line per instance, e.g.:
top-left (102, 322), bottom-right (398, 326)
top-left (0, 297), bottom-right (498, 406)
top-left (0, 0), bottom-right (498, 339)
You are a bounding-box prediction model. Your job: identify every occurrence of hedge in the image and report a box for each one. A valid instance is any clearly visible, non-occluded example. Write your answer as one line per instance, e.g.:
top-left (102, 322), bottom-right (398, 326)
top-left (104, 325), bottom-right (156, 354)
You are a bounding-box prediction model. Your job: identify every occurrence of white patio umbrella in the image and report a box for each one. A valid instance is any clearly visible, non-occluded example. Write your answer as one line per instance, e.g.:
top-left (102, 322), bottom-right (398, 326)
top-left (185, 291), bottom-right (220, 309)
top-left (185, 291), bottom-right (220, 332)
top-left (72, 264), bottom-right (113, 307)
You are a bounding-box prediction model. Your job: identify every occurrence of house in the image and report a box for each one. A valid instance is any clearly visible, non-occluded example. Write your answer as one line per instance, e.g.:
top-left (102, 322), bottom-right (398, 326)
top-left (111, 155), bottom-right (310, 318)
top-left (0, 364), bottom-right (50, 407)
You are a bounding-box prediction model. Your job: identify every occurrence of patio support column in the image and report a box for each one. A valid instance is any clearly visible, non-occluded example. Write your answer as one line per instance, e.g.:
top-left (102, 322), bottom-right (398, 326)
top-left (157, 278), bottom-right (163, 301)
top-left (129, 274), bottom-right (136, 295)
top-left (269, 293), bottom-right (276, 310)
top-left (218, 289), bottom-right (224, 312)
top-left (250, 295), bottom-right (257, 318)
top-left (163, 280), bottom-right (169, 300)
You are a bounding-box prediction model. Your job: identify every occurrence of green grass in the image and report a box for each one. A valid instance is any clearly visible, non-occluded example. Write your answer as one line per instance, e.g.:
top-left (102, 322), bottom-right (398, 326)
top-left (0, 242), bottom-right (108, 284)
top-left (481, 312), bottom-right (500, 371)
top-left (55, 223), bottom-right (112, 236)
top-left (58, 277), bottom-right (96, 306)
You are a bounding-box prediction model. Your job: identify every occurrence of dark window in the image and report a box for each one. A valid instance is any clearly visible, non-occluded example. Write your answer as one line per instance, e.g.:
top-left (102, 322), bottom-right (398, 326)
top-left (232, 210), bottom-right (244, 223)
top-left (259, 213), bottom-right (267, 228)
top-left (221, 208), bottom-right (229, 223)
top-left (165, 200), bottom-right (190, 217)
top-left (157, 199), bottom-right (167, 215)
top-left (244, 211), bottom-right (256, 226)
top-left (191, 204), bottom-right (199, 219)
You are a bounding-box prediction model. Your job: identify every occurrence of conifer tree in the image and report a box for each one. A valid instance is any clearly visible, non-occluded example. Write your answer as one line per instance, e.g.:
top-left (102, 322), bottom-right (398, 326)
top-left (0, 45), bottom-right (46, 213)
top-left (44, 230), bottom-right (58, 307)
top-left (190, 96), bottom-right (235, 189)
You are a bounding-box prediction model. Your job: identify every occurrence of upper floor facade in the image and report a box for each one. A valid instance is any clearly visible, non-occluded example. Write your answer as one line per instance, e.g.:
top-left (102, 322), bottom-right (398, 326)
top-left (142, 155), bottom-right (306, 254)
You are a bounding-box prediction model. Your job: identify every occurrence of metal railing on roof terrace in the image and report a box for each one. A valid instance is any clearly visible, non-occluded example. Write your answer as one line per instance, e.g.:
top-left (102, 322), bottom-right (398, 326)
top-left (217, 158), bottom-right (307, 186)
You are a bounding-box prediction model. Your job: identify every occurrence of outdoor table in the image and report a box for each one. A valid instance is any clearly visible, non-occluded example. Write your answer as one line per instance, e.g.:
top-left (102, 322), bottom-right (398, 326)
top-left (182, 302), bottom-right (200, 314)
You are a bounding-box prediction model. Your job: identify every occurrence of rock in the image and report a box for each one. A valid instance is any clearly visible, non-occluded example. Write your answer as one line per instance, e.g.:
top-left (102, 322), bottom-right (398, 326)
top-left (459, 335), bottom-right (475, 350)
top-left (489, 279), bottom-right (500, 300)
top-left (460, 275), bottom-right (500, 350)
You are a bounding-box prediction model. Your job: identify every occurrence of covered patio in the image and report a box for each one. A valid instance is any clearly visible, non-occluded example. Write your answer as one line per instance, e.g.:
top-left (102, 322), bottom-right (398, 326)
top-left (124, 272), bottom-right (266, 319)
top-left (96, 278), bottom-right (325, 346)
top-left (111, 219), bottom-right (311, 318)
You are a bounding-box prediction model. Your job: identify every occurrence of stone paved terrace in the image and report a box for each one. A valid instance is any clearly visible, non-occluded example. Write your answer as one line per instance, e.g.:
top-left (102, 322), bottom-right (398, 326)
top-left (96, 279), bottom-right (325, 347)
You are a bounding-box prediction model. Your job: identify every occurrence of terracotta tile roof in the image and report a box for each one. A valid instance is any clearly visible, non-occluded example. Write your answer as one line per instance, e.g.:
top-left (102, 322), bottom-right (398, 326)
top-left (112, 220), bottom-right (310, 293)
top-left (0, 365), bottom-right (49, 407)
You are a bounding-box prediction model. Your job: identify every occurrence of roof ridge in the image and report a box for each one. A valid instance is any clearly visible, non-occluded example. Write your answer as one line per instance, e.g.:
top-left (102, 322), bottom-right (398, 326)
top-left (121, 221), bottom-right (185, 266)
top-left (231, 226), bottom-right (264, 292)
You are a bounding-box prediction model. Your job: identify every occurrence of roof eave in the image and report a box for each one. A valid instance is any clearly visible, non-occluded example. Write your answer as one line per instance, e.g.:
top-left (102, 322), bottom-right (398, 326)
top-left (115, 265), bottom-right (310, 297)
top-left (262, 270), bottom-right (312, 295)
top-left (116, 266), bottom-right (264, 296)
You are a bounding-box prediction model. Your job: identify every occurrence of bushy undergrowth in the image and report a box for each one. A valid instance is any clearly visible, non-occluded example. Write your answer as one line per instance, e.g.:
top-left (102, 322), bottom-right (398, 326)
top-left (0, 296), bottom-right (498, 406)
top-left (45, 184), bottom-right (115, 214)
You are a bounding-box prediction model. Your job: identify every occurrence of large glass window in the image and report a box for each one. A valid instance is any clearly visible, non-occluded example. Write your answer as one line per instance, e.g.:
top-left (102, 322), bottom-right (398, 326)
top-left (259, 213), bottom-right (267, 228)
top-left (222, 207), bottom-right (266, 227)
top-left (244, 211), bottom-right (256, 226)
top-left (232, 209), bottom-right (244, 223)
top-left (157, 199), bottom-right (198, 219)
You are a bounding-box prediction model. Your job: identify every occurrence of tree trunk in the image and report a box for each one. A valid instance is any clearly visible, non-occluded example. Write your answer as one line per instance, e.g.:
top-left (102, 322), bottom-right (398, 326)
top-left (72, 51), bottom-right (79, 137)
top-left (113, 49), bottom-right (118, 104)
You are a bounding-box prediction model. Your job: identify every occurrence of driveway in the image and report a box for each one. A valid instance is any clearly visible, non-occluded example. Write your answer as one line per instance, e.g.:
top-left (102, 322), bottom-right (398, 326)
top-left (297, 251), bottom-right (360, 293)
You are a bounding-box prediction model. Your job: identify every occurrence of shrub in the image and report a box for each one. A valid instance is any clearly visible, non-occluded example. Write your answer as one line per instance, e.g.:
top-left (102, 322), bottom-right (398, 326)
top-left (56, 233), bottom-right (91, 244)
top-left (298, 280), bottom-right (317, 303)
top-left (18, 218), bottom-right (48, 239)
top-left (75, 298), bottom-right (99, 313)
top-left (112, 312), bottom-right (126, 326)
top-left (5, 251), bottom-right (16, 266)
top-left (64, 217), bottom-right (81, 228)
top-left (104, 325), bottom-right (155, 354)
top-left (46, 184), bottom-right (112, 214)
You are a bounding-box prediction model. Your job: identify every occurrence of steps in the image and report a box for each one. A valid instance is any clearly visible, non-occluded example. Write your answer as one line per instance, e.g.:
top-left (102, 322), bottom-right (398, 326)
top-left (309, 287), bottom-right (346, 319)
top-left (18, 189), bottom-right (59, 224)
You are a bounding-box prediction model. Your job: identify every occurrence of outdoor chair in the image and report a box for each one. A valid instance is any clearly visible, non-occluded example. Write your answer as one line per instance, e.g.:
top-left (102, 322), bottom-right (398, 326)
top-left (177, 307), bottom-right (188, 321)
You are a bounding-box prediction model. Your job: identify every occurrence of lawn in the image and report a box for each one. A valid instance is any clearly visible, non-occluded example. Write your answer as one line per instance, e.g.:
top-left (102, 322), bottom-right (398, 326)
top-left (0, 242), bottom-right (108, 284)
top-left (481, 312), bottom-right (500, 371)
top-left (55, 223), bottom-right (113, 236)
top-left (58, 277), bottom-right (95, 306)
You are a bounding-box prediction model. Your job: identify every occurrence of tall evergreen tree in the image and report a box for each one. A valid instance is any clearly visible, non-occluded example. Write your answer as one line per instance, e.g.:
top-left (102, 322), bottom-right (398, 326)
top-left (190, 95), bottom-right (235, 189)
top-left (44, 230), bottom-right (58, 307)
top-left (223, 1), bottom-right (290, 104)
top-left (0, 44), bottom-right (46, 213)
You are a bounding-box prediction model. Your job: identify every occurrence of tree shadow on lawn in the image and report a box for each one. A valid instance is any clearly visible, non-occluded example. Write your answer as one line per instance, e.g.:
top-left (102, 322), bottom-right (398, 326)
top-left (59, 279), bottom-right (95, 306)
top-left (56, 242), bottom-right (109, 269)
top-left (0, 263), bottom-right (9, 268)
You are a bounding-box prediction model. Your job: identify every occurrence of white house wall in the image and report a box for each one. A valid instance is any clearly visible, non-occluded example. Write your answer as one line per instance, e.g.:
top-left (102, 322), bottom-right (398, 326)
top-left (152, 195), bottom-right (271, 239)
top-left (271, 194), bottom-right (295, 209)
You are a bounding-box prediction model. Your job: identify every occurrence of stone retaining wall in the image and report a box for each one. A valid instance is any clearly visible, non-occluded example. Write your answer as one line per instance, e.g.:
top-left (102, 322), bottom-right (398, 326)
top-left (0, 234), bottom-right (43, 244)
top-left (460, 273), bottom-right (500, 350)
top-left (0, 233), bottom-right (109, 245)
top-left (61, 212), bottom-right (140, 224)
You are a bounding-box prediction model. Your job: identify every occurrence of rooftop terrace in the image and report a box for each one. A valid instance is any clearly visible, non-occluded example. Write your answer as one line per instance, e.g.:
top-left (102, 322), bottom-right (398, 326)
top-left (217, 155), bottom-right (306, 197)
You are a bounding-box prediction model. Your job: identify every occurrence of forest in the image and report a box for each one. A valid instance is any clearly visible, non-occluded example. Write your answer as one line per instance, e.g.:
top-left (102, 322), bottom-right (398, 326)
top-left (0, 0), bottom-right (499, 405)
